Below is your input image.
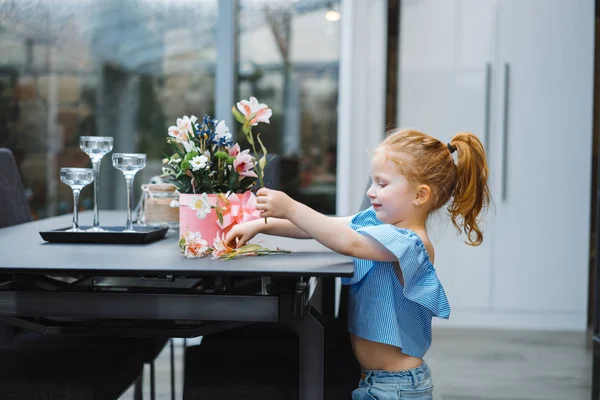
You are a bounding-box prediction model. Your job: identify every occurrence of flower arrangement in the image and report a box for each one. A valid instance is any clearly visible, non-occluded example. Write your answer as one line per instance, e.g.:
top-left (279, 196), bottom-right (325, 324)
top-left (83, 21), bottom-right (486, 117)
top-left (161, 96), bottom-right (272, 195)
top-left (164, 96), bottom-right (286, 259)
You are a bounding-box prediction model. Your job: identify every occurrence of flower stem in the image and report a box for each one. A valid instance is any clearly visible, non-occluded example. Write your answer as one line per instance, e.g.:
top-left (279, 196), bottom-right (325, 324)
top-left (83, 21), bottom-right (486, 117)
top-left (248, 132), bottom-right (266, 223)
top-left (249, 140), bottom-right (264, 188)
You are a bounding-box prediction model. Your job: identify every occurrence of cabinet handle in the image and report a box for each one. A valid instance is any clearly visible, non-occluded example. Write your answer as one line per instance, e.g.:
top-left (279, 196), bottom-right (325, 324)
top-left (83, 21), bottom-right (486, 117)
top-left (501, 63), bottom-right (510, 201)
top-left (484, 63), bottom-right (492, 154)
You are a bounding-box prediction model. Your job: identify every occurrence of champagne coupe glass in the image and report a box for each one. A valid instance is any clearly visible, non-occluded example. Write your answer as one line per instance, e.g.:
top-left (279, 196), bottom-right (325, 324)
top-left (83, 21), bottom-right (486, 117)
top-left (80, 136), bottom-right (114, 232)
top-left (60, 168), bottom-right (94, 232)
top-left (112, 153), bottom-right (146, 232)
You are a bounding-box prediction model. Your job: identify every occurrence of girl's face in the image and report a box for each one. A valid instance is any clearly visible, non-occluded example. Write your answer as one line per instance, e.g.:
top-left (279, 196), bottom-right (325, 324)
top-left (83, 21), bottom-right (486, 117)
top-left (366, 155), bottom-right (417, 226)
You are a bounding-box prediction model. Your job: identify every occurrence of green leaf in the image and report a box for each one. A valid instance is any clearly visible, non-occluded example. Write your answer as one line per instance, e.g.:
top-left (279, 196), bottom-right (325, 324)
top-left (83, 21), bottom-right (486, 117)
top-left (232, 106), bottom-right (246, 124)
top-left (226, 156), bottom-right (235, 165)
top-left (256, 133), bottom-right (268, 178)
top-left (215, 207), bottom-right (224, 225)
top-left (264, 153), bottom-right (276, 168)
top-left (180, 160), bottom-right (190, 171)
top-left (236, 244), bottom-right (263, 253)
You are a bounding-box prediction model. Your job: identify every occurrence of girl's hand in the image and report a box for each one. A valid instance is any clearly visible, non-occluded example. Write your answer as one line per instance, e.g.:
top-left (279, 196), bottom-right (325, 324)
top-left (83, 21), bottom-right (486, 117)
top-left (225, 220), bottom-right (262, 248)
top-left (256, 188), bottom-right (296, 219)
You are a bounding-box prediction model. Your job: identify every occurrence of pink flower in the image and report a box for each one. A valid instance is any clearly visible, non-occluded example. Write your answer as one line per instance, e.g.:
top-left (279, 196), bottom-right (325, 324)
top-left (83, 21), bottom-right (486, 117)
top-left (211, 233), bottom-right (235, 259)
top-left (182, 231), bottom-right (209, 258)
top-left (228, 143), bottom-right (241, 157)
top-left (236, 96), bottom-right (272, 126)
top-left (233, 151), bottom-right (258, 178)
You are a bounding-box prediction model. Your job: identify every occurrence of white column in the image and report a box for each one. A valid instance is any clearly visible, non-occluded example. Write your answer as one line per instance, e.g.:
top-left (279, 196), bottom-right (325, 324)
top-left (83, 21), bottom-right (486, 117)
top-left (336, 0), bottom-right (388, 216)
top-left (215, 0), bottom-right (238, 136)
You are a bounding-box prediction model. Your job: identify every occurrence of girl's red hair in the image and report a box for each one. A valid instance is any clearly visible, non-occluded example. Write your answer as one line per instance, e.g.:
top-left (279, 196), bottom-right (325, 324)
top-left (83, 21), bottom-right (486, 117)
top-left (380, 129), bottom-right (490, 246)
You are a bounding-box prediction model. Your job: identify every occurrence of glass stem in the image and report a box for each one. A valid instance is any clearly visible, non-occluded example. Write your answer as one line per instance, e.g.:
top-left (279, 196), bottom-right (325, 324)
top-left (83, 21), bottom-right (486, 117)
top-left (72, 189), bottom-right (81, 231)
top-left (125, 175), bottom-right (134, 231)
top-left (92, 159), bottom-right (101, 228)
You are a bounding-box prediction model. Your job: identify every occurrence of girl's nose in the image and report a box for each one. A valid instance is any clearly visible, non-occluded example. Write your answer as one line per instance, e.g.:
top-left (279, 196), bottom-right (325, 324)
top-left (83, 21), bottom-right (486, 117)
top-left (366, 186), bottom-right (376, 199)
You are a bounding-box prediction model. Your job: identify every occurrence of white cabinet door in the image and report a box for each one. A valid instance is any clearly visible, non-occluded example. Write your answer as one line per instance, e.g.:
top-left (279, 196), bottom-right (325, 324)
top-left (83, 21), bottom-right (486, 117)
top-left (398, 0), bottom-right (495, 313)
top-left (491, 0), bottom-right (594, 324)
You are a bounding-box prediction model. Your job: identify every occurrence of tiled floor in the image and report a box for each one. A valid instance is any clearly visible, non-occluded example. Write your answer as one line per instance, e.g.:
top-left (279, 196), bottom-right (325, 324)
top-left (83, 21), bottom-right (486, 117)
top-left (119, 328), bottom-right (593, 400)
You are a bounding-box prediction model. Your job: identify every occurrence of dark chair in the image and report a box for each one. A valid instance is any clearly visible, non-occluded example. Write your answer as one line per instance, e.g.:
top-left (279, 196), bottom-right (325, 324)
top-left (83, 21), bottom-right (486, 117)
top-left (0, 335), bottom-right (166, 399)
top-left (0, 148), bottom-right (31, 346)
top-left (0, 148), bottom-right (167, 398)
top-left (0, 148), bottom-right (32, 228)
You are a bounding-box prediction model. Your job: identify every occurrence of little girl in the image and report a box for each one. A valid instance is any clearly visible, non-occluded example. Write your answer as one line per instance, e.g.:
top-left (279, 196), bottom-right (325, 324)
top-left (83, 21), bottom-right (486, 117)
top-left (225, 128), bottom-right (490, 399)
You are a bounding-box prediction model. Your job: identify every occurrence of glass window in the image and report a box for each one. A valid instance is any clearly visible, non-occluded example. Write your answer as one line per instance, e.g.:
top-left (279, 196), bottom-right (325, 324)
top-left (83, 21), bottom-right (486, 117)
top-left (0, 0), bottom-right (340, 218)
top-left (0, 0), bottom-right (217, 219)
top-left (238, 0), bottom-right (340, 214)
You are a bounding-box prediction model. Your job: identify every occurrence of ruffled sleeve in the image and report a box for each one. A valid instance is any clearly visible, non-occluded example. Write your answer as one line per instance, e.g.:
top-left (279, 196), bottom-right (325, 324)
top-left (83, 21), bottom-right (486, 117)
top-left (356, 225), bottom-right (450, 319)
top-left (340, 208), bottom-right (380, 285)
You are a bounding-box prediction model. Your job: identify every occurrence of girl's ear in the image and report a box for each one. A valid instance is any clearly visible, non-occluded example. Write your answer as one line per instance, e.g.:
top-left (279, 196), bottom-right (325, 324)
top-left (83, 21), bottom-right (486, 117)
top-left (415, 184), bottom-right (432, 206)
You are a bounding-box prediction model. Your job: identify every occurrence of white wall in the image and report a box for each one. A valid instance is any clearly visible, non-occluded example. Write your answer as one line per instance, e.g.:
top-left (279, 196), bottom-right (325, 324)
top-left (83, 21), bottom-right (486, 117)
top-left (336, 0), bottom-right (388, 216)
top-left (397, 0), bottom-right (595, 331)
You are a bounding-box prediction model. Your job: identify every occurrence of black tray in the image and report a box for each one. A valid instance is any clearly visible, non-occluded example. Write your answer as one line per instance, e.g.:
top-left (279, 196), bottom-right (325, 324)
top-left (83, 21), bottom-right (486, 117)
top-left (39, 226), bottom-right (169, 244)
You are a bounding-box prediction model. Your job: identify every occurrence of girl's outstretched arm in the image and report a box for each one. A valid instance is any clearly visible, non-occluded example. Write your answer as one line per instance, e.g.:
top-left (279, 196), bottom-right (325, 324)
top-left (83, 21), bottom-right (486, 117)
top-left (256, 188), bottom-right (396, 262)
top-left (225, 211), bottom-right (354, 247)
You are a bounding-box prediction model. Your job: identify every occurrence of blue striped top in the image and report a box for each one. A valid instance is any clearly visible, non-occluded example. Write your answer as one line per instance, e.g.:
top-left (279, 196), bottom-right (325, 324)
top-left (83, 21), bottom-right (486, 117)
top-left (341, 207), bottom-right (450, 358)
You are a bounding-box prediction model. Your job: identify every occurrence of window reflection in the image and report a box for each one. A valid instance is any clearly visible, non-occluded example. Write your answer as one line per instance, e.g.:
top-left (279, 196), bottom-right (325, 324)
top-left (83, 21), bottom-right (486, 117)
top-left (0, 0), bottom-right (339, 219)
top-left (238, 0), bottom-right (340, 214)
top-left (0, 0), bottom-right (217, 219)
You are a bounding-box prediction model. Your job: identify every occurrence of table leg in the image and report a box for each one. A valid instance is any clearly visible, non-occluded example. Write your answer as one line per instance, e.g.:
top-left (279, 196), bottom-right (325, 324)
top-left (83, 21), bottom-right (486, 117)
top-left (593, 355), bottom-right (599, 400)
top-left (150, 361), bottom-right (156, 400)
top-left (289, 306), bottom-right (324, 400)
top-left (170, 339), bottom-right (175, 400)
top-left (134, 374), bottom-right (143, 400)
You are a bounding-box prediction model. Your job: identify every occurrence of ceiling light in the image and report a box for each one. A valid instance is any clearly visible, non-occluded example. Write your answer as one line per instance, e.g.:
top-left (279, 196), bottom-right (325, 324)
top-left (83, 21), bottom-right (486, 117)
top-left (326, 10), bottom-right (340, 22)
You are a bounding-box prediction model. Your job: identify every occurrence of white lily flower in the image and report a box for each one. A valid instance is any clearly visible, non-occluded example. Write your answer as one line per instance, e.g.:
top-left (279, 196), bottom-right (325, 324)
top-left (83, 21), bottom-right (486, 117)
top-left (215, 120), bottom-right (232, 142)
top-left (182, 140), bottom-right (196, 153)
top-left (177, 116), bottom-right (195, 135)
top-left (183, 231), bottom-right (209, 258)
top-left (189, 193), bottom-right (211, 220)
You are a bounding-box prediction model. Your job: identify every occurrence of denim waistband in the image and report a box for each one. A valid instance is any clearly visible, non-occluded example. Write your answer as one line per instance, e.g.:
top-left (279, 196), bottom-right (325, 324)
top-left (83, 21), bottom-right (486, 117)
top-left (361, 361), bottom-right (430, 386)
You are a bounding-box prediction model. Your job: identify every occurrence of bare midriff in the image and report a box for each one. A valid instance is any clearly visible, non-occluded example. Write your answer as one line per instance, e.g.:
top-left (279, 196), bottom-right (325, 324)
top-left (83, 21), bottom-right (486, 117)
top-left (351, 334), bottom-right (423, 371)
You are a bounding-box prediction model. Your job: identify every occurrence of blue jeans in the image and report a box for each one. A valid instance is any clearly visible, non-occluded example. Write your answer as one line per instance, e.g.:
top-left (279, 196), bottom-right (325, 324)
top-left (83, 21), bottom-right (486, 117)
top-left (351, 362), bottom-right (434, 400)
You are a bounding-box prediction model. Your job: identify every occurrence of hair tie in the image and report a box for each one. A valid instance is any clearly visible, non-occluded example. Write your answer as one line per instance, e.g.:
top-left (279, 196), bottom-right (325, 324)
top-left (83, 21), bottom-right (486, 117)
top-left (447, 143), bottom-right (457, 154)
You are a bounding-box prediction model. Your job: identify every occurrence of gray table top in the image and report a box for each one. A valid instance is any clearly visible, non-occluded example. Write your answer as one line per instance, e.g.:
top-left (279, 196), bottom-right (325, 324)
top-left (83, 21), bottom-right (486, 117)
top-left (0, 211), bottom-right (354, 277)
